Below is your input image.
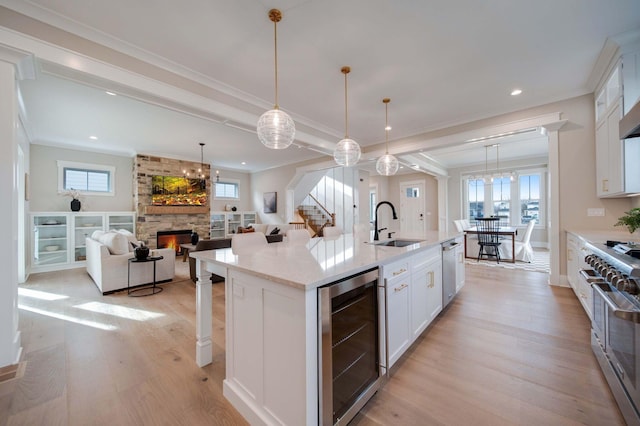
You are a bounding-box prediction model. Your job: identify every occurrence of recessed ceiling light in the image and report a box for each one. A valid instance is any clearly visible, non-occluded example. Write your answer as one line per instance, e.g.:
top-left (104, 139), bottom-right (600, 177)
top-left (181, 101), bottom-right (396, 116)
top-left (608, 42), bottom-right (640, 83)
top-left (89, 136), bottom-right (98, 140)
top-left (510, 89), bottom-right (523, 96)
top-left (385, 126), bottom-right (392, 131)
top-left (105, 91), bottom-right (116, 96)
top-left (241, 161), bottom-right (246, 165)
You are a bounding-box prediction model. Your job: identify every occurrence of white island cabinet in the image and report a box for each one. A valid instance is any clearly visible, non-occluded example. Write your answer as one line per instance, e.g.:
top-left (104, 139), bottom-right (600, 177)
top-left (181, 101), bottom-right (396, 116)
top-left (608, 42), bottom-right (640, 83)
top-left (191, 231), bottom-right (460, 426)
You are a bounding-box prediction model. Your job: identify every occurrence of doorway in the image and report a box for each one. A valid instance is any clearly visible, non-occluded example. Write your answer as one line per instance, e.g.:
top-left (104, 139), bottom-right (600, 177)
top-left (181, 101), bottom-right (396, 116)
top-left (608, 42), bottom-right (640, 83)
top-left (400, 180), bottom-right (426, 234)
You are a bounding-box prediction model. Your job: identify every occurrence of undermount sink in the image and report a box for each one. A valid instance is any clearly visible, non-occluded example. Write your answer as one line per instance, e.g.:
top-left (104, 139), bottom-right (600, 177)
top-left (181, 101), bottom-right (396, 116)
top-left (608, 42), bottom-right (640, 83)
top-left (371, 239), bottom-right (423, 247)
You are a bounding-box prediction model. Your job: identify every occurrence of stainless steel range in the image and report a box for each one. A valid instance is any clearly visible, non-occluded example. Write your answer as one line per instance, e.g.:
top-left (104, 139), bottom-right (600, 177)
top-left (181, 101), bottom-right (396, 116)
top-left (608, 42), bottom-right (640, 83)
top-left (584, 240), bottom-right (640, 425)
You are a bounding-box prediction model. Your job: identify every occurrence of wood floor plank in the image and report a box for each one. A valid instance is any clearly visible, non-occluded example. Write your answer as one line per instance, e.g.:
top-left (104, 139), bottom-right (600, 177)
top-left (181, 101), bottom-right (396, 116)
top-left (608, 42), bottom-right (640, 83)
top-left (3, 256), bottom-right (625, 425)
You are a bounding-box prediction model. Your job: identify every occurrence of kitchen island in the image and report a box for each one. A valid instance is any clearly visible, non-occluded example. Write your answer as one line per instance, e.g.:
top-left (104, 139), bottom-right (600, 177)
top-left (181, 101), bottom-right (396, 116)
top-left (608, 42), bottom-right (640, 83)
top-left (191, 230), bottom-right (460, 425)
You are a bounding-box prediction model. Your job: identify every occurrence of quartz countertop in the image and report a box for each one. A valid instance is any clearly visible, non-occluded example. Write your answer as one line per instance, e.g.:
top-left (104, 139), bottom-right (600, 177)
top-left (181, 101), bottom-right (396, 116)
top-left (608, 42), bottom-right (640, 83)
top-left (567, 229), bottom-right (640, 245)
top-left (191, 230), bottom-right (462, 290)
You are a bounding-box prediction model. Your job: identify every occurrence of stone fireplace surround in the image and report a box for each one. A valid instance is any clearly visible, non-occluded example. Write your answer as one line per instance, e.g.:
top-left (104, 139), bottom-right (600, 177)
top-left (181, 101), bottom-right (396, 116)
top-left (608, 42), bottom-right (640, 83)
top-left (134, 154), bottom-right (211, 249)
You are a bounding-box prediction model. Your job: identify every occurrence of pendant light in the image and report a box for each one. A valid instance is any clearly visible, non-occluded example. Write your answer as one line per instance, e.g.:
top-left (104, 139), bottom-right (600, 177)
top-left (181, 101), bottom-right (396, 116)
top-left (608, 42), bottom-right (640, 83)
top-left (376, 98), bottom-right (399, 175)
top-left (334, 66), bottom-right (361, 166)
top-left (257, 9), bottom-right (295, 149)
top-left (198, 142), bottom-right (206, 183)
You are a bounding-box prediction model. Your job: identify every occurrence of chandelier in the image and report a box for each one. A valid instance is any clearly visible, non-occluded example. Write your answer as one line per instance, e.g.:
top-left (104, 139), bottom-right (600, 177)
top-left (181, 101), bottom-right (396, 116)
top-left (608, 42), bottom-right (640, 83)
top-left (376, 98), bottom-right (399, 175)
top-left (256, 9), bottom-right (295, 149)
top-left (333, 66), bottom-right (361, 166)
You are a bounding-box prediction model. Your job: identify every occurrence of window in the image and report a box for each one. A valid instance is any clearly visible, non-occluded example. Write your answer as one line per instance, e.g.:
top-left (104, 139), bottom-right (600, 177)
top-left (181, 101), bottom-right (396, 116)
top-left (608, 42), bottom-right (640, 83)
top-left (369, 187), bottom-right (377, 223)
top-left (57, 161), bottom-right (114, 196)
top-left (491, 177), bottom-right (511, 223)
top-left (214, 181), bottom-right (239, 199)
top-left (519, 173), bottom-right (541, 225)
top-left (467, 178), bottom-right (484, 219)
top-left (463, 168), bottom-right (545, 227)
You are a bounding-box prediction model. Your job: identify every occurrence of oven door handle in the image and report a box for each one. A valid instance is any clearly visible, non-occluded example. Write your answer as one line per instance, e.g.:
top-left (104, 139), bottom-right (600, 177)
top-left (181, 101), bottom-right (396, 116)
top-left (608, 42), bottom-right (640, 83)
top-left (592, 283), bottom-right (640, 323)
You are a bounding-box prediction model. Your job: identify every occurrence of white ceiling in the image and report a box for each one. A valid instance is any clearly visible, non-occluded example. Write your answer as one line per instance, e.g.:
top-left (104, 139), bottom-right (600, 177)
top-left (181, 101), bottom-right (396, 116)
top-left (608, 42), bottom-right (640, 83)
top-left (6, 0), bottom-right (640, 173)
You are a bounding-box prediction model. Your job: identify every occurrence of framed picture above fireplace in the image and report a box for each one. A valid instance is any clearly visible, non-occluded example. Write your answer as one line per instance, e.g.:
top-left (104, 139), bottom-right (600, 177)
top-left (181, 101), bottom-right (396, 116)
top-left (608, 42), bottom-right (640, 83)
top-left (151, 175), bottom-right (207, 206)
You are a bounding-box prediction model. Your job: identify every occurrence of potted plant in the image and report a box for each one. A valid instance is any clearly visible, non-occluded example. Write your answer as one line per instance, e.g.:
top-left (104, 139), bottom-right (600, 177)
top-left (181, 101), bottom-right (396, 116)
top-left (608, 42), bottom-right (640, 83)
top-left (62, 188), bottom-right (81, 211)
top-left (614, 207), bottom-right (640, 234)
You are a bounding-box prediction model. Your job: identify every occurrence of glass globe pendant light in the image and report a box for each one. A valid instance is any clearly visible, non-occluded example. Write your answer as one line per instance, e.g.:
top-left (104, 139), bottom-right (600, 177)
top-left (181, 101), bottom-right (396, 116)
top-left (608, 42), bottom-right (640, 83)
top-left (334, 66), bottom-right (361, 166)
top-left (257, 9), bottom-right (295, 149)
top-left (376, 98), bottom-right (399, 176)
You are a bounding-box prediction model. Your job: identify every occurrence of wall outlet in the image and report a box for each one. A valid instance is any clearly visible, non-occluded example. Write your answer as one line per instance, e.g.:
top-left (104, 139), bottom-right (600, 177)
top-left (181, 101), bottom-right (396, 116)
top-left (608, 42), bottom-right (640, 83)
top-left (587, 208), bottom-right (605, 217)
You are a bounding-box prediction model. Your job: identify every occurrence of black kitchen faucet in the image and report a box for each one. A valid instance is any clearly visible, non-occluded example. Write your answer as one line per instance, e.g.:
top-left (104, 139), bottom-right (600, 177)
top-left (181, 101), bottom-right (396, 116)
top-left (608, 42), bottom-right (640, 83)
top-left (373, 201), bottom-right (398, 241)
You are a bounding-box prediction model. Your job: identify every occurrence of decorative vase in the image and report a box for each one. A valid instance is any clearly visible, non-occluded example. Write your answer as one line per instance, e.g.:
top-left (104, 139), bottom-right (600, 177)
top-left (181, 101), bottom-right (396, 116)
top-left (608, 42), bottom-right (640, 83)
top-left (134, 245), bottom-right (150, 260)
top-left (70, 199), bottom-right (81, 212)
top-left (191, 232), bottom-right (199, 245)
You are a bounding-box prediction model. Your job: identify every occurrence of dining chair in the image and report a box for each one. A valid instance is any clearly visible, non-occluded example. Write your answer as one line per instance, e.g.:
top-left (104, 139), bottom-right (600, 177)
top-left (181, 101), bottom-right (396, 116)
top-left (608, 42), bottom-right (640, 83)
top-left (231, 231), bottom-right (268, 255)
top-left (453, 220), bottom-right (464, 232)
top-left (476, 217), bottom-right (501, 263)
top-left (501, 219), bottom-right (536, 262)
top-left (286, 228), bottom-right (311, 244)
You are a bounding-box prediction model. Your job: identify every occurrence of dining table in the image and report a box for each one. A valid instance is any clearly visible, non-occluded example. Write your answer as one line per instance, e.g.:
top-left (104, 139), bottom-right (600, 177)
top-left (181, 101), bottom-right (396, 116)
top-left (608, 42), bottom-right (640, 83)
top-left (464, 225), bottom-right (518, 263)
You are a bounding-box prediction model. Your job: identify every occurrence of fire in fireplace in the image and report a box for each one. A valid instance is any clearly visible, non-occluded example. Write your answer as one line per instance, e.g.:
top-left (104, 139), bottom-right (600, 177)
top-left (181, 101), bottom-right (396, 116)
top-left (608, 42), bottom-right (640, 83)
top-left (157, 230), bottom-right (192, 254)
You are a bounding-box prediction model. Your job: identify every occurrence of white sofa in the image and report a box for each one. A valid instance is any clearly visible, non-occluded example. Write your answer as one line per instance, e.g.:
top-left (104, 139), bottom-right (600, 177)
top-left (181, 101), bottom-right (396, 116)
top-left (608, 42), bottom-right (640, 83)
top-left (248, 223), bottom-right (294, 236)
top-left (86, 231), bottom-right (175, 294)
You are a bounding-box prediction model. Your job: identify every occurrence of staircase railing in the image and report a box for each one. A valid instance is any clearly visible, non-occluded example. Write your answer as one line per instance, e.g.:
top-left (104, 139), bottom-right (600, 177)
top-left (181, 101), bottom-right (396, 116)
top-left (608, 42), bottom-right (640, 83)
top-left (308, 194), bottom-right (336, 226)
top-left (297, 194), bottom-right (335, 237)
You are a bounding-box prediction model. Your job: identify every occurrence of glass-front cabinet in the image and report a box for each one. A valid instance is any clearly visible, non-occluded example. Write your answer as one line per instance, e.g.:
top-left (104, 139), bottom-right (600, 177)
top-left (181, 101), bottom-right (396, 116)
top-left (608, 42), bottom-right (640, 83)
top-left (32, 214), bottom-right (69, 271)
top-left (107, 213), bottom-right (135, 233)
top-left (242, 212), bottom-right (256, 228)
top-left (227, 212), bottom-right (242, 236)
top-left (72, 213), bottom-right (104, 262)
top-left (210, 213), bottom-right (226, 239)
top-left (211, 211), bottom-right (257, 238)
top-left (30, 211), bottom-right (135, 273)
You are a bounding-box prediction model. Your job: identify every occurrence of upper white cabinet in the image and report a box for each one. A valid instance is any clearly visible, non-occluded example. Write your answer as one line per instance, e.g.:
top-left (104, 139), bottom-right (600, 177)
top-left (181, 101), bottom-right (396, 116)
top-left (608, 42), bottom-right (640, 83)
top-left (595, 49), bottom-right (640, 198)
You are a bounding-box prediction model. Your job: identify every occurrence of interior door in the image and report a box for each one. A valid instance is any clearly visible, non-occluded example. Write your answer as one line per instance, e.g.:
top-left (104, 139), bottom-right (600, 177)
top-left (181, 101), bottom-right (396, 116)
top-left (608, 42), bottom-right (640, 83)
top-left (400, 181), bottom-right (426, 234)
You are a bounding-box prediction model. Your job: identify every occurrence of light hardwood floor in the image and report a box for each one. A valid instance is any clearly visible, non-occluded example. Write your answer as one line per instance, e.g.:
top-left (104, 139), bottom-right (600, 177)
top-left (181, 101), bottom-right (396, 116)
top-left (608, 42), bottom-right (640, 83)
top-left (1, 260), bottom-right (624, 425)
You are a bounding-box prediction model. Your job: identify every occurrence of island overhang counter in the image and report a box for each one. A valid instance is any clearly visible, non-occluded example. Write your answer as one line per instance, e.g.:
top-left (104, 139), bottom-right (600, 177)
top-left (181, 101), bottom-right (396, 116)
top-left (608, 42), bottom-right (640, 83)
top-left (190, 231), bottom-right (460, 425)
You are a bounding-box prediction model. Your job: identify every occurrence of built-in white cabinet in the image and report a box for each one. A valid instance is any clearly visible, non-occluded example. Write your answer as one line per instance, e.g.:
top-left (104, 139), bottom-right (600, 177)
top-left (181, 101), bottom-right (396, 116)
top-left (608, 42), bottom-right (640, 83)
top-left (383, 259), bottom-right (411, 368)
top-left (211, 211), bottom-right (257, 238)
top-left (566, 232), bottom-right (592, 319)
top-left (210, 213), bottom-right (226, 239)
top-left (382, 246), bottom-right (443, 369)
top-left (31, 211), bottom-right (135, 273)
top-left (595, 50), bottom-right (640, 198)
top-left (454, 237), bottom-right (465, 292)
top-left (33, 214), bottom-right (69, 271)
top-left (411, 248), bottom-right (442, 340)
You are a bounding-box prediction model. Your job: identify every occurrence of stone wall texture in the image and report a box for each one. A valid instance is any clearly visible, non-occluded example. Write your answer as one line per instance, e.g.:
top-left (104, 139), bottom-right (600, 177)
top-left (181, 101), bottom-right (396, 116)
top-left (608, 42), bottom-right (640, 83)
top-left (134, 154), bottom-right (211, 248)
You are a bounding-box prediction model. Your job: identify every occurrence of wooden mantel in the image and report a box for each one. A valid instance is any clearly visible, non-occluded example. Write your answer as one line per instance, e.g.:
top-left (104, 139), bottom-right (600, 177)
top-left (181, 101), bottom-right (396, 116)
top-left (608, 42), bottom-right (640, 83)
top-left (144, 205), bottom-right (209, 215)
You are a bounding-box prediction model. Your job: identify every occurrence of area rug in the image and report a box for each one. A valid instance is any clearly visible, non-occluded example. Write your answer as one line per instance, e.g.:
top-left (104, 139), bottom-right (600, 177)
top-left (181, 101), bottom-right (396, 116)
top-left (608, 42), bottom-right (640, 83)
top-left (465, 249), bottom-right (550, 274)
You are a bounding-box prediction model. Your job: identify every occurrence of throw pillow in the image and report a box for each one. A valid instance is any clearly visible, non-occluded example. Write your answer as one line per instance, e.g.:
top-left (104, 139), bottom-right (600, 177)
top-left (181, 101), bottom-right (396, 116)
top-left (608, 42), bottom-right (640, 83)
top-left (91, 230), bottom-right (105, 241)
top-left (270, 227), bottom-right (280, 235)
top-left (116, 229), bottom-right (138, 252)
top-left (98, 231), bottom-right (129, 255)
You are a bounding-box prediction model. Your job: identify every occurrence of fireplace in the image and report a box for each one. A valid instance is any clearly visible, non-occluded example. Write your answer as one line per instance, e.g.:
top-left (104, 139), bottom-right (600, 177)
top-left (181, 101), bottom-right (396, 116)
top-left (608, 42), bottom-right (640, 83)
top-left (157, 230), bottom-right (192, 255)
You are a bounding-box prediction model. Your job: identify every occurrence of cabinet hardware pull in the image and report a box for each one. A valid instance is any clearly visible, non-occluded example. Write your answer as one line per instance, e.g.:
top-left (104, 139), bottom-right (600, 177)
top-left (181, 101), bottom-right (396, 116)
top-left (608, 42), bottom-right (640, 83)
top-left (428, 271), bottom-right (434, 288)
top-left (392, 268), bottom-right (407, 276)
top-left (394, 283), bottom-right (408, 292)
top-left (567, 249), bottom-right (573, 261)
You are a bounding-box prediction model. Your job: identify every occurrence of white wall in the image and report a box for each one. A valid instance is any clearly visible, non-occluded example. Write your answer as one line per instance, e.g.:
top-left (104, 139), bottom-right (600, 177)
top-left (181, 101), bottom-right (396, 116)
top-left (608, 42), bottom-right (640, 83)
top-left (211, 168), bottom-right (252, 213)
top-left (0, 60), bottom-right (21, 368)
top-left (29, 145), bottom-right (134, 212)
top-left (251, 163), bottom-right (300, 224)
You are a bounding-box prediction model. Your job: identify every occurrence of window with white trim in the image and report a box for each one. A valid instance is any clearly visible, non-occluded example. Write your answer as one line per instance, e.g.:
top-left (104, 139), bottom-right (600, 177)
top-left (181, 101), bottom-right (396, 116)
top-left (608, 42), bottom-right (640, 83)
top-left (463, 168), bottom-right (545, 227)
top-left (57, 160), bottom-right (115, 196)
top-left (214, 180), bottom-right (239, 199)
